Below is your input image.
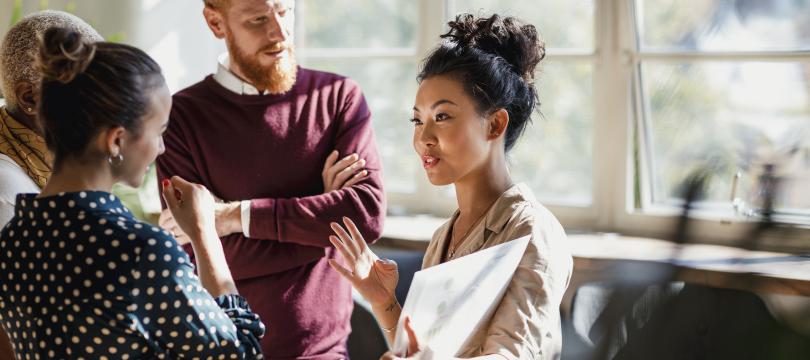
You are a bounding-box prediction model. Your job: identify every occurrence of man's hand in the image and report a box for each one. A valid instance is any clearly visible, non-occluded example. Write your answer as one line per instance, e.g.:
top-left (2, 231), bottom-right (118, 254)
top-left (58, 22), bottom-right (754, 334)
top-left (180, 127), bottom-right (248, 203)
top-left (159, 208), bottom-right (192, 246)
top-left (322, 150), bottom-right (368, 193)
top-left (214, 201), bottom-right (242, 237)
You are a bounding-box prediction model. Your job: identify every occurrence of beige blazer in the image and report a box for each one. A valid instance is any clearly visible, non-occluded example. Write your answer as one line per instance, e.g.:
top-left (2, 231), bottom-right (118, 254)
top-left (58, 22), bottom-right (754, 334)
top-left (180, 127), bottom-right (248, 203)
top-left (422, 183), bottom-right (573, 359)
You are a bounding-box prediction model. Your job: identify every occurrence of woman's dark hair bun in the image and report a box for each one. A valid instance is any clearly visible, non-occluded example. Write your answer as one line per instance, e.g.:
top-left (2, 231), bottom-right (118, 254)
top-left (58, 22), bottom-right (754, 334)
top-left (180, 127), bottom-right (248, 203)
top-left (39, 26), bottom-right (96, 84)
top-left (443, 13), bottom-right (545, 84)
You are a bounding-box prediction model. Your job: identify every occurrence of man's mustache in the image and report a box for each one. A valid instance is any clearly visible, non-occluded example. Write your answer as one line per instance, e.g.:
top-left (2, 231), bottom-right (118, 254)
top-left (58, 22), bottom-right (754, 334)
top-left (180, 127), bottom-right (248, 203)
top-left (259, 42), bottom-right (291, 53)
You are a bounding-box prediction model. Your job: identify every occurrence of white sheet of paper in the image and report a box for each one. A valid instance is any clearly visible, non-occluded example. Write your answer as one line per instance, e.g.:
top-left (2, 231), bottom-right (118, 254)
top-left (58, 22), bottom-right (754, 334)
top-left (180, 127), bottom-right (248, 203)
top-left (392, 236), bottom-right (531, 357)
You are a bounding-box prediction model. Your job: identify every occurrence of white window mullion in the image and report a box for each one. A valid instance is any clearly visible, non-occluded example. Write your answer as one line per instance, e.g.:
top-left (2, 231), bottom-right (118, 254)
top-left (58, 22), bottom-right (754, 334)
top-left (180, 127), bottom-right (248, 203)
top-left (590, 0), bottom-right (634, 232)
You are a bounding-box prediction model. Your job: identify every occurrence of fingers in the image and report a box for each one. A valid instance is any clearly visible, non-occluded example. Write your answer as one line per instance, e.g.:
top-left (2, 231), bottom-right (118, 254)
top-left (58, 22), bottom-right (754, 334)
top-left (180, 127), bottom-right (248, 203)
top-left (332, 159), bottom-right (366, 188)
top-left (376, 258), bottom-right (399, 272)
top-left (330, 222), bottom-right (361, 259)
top-left (327, 259), bottom-right (355, 282)
top-left (169, 175), bottom-right (194, 191)
top-left (342, 217), bottom-right (369, 252)
top-left (404, 316), bottom-right (421, 356)
top-left (332, 153), bottom-right (360, 173)
top-left (327, 154), bottom-right (360, 180)
top-left (158, 209), bottom-right (174, 228)
top-left (341, 170), bottom-right (368, 188)
top-left (329, 234), bottom-right (357, 265)
top-left (379, 351), bottom-right (397, 360)
top-left (322, 150), bottom-right (339, 174)
top-left (161, 179), bottom-right (181, 211)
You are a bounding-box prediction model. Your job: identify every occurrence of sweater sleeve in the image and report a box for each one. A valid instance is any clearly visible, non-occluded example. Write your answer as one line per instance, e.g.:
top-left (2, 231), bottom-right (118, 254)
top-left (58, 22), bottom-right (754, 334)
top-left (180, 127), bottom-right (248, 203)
top-left (247, 80), bottom-right (386, 247)
top-left (156, 103), bottom-right (205, 191)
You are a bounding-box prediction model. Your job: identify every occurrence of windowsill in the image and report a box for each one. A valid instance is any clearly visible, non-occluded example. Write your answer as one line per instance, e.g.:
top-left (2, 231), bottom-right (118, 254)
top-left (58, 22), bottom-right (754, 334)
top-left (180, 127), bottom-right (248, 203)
top-left (378, 215), bottom-right (446, 251)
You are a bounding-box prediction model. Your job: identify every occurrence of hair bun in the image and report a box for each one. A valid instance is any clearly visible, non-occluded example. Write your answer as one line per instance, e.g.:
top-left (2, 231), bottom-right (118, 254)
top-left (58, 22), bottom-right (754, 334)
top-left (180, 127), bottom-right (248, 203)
top-left (443, 13), bottom-right (545, 84)
top-left (39, 26), bottom-right (96, 84)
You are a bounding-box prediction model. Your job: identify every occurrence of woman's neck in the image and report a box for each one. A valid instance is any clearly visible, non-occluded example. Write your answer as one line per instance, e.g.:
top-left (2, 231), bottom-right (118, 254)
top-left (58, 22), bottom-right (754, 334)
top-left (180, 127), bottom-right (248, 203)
top-left (39, 160), bottom-right (115, 197)
top-left (453, 153), bottom-right (514, 221)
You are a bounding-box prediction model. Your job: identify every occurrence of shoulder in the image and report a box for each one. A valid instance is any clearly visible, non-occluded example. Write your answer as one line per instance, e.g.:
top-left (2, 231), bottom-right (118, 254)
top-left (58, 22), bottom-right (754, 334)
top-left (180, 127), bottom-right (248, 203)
top-left (298, 67), bottom-right (364, 99)
top-left (0, 156), bottom-right (39, 225)
top-left (170, 77), bottom-right (222, 119)
top-left (0, 154), bottom-right (39, 199)
top-left (173, 76), bottom-right (217, 102)
top-left (499, 188), bottom-right (572, 276)
top-left (99, 213), bottom-right (186, 262)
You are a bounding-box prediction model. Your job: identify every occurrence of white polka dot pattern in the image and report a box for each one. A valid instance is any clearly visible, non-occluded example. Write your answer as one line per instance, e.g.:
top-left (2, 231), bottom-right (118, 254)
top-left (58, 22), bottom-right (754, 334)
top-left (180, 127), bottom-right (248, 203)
top-left (0, 192), bottom-right (265, 358)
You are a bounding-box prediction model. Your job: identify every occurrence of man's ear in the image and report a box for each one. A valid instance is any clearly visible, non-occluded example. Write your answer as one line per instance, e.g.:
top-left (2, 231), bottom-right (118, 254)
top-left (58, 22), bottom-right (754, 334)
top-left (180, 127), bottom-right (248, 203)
top-left (204, 6), bottom-right (227, 39)
top-left (13, 81), bottom-right (37, 116)
top-left (487, 109), bottom-right (509, 140)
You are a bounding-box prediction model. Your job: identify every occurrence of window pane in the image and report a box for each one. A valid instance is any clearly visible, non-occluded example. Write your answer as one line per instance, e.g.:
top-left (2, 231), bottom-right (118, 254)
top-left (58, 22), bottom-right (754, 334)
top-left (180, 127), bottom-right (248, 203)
top-left (296, 0), bottom-right (417, 49)
top-left (300, 58), bottom-right (419, 193)
top-left (636, 0), bottom-right (810, 51)
top-left (642, 61), bottom-right (810, 210)
top-left (511, 62), bottom-right (594, 205)
top-left (451, 0), bottom-right (594, 50)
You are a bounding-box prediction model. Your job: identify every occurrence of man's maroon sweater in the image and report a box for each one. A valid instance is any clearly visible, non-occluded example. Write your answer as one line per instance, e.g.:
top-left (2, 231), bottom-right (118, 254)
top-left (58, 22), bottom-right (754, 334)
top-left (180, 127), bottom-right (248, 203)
top-left (157, 67), bottom-right (386, 359)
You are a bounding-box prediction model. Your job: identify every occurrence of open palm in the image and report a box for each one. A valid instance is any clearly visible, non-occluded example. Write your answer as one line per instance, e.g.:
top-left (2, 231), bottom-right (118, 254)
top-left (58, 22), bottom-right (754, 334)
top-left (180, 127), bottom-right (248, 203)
top-left (328, 217), bottom-right (399, 307)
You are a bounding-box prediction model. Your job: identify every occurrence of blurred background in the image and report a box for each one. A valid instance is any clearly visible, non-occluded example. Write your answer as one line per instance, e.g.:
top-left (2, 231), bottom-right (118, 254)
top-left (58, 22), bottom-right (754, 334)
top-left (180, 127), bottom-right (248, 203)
top-left (0, 0), bottom-right (808, 246)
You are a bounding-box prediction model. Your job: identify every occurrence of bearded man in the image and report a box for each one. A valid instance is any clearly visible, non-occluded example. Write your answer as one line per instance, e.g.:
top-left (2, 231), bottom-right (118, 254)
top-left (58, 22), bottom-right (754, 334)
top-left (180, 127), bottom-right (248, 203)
top-left (155, 0), bottom-right (386, 358)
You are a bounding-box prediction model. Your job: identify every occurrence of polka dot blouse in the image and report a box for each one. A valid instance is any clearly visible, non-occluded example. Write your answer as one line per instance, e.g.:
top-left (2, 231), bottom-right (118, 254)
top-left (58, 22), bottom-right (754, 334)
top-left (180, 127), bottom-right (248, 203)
top-left (0, 191), bottom-right (265, 359)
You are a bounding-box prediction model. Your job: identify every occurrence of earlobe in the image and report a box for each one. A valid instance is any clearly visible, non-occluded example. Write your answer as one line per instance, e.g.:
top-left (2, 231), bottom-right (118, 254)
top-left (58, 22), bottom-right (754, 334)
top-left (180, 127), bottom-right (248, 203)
top-left (13, 82), bottom-right (37, 114)
top-left (104, 127), bottom-right (126, 157)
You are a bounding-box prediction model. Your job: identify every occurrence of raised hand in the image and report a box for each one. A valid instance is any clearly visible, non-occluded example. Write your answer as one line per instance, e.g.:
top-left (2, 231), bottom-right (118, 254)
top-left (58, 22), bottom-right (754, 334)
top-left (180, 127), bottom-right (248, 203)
top-left (327, 217), bottom-right (398, 307)
top-left (161, 176), bottom-right (217, 240)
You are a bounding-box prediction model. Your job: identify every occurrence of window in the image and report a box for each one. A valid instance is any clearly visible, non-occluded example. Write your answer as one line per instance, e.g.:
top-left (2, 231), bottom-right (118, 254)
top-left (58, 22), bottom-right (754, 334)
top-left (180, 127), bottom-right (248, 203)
top-left (2, 0), bottom-right (808, 247)
top-left (633, 0), bottom-right (810, 220)
top-left (294, 0), bottom-right (810, 245)
top-left (297, 0), bottom-right (597, 209)
top-left (295, 0), bottom-right (420, 195)
top-left (451, 0), bottom-right (596, 206)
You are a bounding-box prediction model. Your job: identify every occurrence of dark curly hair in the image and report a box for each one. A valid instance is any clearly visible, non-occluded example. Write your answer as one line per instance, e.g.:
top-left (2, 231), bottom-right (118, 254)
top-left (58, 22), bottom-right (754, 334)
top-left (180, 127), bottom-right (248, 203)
top-left (38, 27), bottom-right (164, 169)
top-left (418, 13), bottom-right (545, 152)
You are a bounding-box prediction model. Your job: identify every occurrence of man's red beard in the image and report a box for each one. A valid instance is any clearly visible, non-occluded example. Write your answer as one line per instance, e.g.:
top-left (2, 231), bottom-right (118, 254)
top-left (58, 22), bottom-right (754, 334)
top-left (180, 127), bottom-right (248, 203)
top-left (227, 32), bottom-right (298, 95)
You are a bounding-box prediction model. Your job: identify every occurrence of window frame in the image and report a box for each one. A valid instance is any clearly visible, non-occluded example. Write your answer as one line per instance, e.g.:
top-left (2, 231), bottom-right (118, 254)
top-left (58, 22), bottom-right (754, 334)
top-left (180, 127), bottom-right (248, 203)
top-left (295, 0), bottom-right (810, 250)
top-left (618, 0), bottom-right (810, 249)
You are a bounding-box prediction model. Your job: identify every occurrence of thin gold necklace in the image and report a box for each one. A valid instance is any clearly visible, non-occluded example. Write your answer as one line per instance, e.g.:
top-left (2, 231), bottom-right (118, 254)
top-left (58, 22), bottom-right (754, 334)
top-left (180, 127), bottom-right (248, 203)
top-left (447, 210), bottom-right (488, 260)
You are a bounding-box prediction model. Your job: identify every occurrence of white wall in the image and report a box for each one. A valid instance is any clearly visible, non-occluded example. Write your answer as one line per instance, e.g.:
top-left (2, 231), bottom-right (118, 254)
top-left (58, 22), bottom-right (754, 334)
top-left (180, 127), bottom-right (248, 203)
top-left (0, 0), bottom-right (226, 93)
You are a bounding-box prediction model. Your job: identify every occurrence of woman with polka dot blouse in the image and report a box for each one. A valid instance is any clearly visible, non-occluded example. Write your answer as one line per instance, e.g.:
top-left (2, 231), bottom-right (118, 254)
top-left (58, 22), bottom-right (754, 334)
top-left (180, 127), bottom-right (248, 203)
top-left (0, 27), bottom-right (264, 358)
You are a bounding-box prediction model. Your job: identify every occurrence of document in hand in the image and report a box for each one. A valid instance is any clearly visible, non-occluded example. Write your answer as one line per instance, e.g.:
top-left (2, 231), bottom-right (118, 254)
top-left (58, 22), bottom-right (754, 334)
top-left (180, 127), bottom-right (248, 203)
top-left (392, 236), bottom-right (531, 357)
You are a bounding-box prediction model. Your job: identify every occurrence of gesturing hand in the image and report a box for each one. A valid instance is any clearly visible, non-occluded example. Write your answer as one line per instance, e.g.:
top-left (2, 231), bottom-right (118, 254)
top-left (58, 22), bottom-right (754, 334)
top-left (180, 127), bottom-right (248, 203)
top-left (327, 217), bottom-right (399, 308)
top-left (161, 176), bottom-right (217, 241)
